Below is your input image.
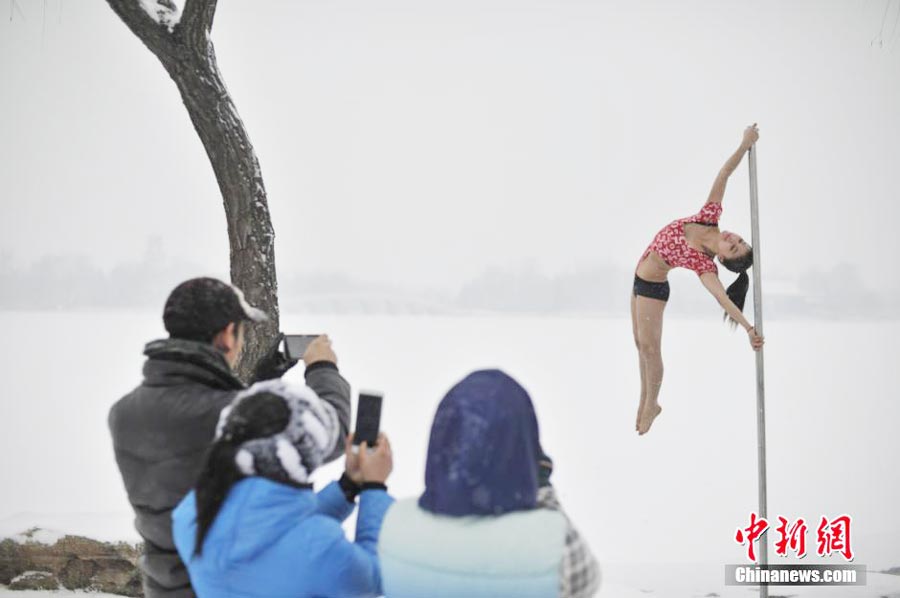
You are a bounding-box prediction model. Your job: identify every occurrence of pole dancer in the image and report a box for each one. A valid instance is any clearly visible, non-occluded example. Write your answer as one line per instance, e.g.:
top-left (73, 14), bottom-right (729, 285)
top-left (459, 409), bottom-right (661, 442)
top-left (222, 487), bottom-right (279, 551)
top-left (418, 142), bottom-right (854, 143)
top-left (632, 124), bottom-right (764, 435)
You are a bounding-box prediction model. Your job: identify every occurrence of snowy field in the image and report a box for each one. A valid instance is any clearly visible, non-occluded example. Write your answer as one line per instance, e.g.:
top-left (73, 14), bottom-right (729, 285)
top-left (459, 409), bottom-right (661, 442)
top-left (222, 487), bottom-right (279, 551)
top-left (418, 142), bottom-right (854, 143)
top-left (1, 310), bottom-right (899, 597)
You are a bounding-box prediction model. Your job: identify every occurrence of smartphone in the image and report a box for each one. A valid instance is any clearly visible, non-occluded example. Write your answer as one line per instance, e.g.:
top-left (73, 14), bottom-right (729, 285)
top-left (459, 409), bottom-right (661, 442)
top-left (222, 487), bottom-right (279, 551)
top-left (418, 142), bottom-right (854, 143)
top-left (283, 334), bottom-right (321, 361)
top-left (352, 390), bottom-right (383, 452)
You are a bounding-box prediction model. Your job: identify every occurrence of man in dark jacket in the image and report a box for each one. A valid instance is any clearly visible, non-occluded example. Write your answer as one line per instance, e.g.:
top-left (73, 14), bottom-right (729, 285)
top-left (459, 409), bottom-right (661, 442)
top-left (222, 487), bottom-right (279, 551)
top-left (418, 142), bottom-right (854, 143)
top-left (108, 277), bottom-right (351, 598)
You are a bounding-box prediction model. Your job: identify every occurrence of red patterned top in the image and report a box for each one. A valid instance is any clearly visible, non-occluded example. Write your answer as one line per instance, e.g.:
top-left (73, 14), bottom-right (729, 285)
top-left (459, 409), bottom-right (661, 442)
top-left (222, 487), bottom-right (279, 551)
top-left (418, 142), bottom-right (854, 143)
top-left (638, 203), bottom-right (722, 276)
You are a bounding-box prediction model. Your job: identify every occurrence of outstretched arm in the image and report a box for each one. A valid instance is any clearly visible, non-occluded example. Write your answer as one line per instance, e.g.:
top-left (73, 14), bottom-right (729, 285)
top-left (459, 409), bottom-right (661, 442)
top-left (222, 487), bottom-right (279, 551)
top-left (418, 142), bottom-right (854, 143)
top-left (314, 479), bottom-right (357, 521)
top-left (699, 273), bottom-right (764, 350)
top-left (312, 489), bottom-right (395, 598)
top-left (706, 124), bottom-right (759, 205)
top-left (303, 336), bottom-right (352, 464)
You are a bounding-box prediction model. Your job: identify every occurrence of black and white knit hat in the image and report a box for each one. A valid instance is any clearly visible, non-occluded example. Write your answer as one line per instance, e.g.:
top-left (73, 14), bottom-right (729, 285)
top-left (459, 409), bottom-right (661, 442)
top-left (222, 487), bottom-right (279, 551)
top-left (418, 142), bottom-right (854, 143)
top-left (215, 379), bottom-right (341, 484)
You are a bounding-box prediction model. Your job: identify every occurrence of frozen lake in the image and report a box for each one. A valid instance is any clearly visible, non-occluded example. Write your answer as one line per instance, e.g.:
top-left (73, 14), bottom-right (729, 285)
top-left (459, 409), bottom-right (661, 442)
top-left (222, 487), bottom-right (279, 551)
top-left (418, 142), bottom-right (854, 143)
top-left (1, 310), bottom-right (898, 596)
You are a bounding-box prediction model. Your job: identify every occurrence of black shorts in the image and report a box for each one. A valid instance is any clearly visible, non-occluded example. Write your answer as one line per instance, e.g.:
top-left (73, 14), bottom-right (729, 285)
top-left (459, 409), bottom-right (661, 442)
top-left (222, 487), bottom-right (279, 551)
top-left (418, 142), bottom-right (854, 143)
top-left (633, 275), bottom-right (670, 302)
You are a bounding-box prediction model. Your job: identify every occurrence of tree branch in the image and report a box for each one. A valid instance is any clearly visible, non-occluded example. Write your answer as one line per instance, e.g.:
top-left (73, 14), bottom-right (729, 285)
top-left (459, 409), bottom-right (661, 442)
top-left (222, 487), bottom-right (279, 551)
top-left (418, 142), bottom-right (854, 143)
top-left (105, 0), bottom-right (173, 58)
top-left (105, 0), bottom-right (278, 383)
top-left (180, 0), bottom-right (218, 39)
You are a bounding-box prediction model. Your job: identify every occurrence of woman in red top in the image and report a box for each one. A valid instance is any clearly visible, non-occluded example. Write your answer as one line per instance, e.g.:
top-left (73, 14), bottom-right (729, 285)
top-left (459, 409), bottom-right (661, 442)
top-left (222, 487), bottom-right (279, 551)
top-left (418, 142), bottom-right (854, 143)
top-left (633, 124), bottom-right (765, 435)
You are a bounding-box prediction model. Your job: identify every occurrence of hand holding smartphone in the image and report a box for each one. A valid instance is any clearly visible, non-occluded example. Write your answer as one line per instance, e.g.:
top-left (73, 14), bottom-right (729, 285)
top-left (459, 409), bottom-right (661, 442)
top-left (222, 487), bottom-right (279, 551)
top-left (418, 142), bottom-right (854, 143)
top-left (352, 390), bottom-right (383, 454)
top-left (283, 334), bottom-right (322, 361)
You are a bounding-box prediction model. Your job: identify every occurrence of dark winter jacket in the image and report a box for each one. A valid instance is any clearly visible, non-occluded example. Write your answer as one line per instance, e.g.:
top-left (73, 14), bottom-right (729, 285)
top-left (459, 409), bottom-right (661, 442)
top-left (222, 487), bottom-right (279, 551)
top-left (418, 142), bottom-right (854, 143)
top-left (108, 338), bottom-right (351, 598)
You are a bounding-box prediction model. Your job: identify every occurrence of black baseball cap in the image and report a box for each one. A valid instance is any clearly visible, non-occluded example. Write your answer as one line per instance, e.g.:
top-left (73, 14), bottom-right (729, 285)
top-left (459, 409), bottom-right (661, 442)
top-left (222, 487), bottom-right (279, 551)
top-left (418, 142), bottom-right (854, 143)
top-left (163, 277), bottom-right (268, 342)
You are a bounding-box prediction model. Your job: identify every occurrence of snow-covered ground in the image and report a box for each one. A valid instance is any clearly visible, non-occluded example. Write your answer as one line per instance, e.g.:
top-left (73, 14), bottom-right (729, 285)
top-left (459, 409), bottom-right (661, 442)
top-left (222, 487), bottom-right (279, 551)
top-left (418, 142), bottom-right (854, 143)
top-left (1, 311), bottom-right (898, 597)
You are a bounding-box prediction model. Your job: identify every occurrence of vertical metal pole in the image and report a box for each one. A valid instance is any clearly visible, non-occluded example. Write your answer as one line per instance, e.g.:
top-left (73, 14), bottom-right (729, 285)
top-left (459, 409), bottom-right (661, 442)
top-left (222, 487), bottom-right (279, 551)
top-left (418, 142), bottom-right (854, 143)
top-left (748, 145), bottom-right (768, 598)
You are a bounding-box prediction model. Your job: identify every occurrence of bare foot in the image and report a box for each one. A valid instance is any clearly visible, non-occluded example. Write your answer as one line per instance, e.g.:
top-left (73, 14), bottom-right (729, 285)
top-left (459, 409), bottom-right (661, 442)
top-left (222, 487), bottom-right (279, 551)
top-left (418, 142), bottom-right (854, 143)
top-left (635, 398), bottom-right (646, 431)
top-left (637, 403), bottom-right (662, 435)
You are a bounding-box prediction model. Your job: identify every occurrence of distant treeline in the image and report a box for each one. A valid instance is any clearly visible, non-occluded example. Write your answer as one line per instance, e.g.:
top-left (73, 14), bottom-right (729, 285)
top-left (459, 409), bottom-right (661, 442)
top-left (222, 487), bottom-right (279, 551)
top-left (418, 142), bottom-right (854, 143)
top-left (0, 247), bottom-right (892, 319)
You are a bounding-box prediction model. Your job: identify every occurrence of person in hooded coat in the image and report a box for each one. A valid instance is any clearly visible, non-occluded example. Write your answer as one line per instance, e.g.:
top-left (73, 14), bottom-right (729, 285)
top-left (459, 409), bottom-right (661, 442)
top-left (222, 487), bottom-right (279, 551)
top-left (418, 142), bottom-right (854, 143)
top-left (172, 379), bottom-right (395, 598)
top-left (377, 369), bottom-right (600, 598)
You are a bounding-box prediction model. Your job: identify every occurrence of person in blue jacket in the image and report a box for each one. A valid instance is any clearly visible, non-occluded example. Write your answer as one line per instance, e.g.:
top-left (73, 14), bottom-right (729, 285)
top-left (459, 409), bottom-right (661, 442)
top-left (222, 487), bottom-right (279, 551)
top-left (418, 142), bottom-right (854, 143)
top-left (378, 369), bottom-right (600, 598)
top-left (172, 379), bottom-right (395, 598)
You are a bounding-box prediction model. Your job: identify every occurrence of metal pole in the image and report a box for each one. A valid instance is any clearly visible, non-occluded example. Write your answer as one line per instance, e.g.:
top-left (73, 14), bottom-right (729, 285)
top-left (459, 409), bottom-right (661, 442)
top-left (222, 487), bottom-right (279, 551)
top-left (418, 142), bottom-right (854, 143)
top-left (748, 145), bottom-right (768, 598)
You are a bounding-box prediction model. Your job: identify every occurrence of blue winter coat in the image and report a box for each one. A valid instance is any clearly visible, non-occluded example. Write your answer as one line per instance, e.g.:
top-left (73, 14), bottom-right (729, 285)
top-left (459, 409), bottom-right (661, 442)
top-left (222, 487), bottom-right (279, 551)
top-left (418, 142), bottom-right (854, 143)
top-left (172, 476), bottom-right (394, 598)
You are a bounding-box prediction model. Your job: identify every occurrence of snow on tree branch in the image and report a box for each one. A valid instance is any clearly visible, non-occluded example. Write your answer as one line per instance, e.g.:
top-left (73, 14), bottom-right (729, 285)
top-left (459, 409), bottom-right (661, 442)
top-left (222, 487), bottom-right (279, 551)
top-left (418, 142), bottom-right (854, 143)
top-left (107, 0), bottom-right (218, 60)
top-left (138, 0), bottom-right (183, 33)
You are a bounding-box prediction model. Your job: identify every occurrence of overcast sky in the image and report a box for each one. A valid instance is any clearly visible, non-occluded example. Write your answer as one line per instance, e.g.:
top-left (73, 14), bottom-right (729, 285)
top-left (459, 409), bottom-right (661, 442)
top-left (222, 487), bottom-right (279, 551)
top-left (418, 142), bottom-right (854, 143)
top-left (1, 0), bottom-right (898, 295)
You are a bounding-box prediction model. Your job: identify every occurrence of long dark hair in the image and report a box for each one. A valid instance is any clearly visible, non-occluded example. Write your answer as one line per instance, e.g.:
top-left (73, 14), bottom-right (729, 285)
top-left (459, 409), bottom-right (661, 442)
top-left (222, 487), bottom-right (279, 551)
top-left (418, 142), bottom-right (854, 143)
top-left (720, 249), bottom-right (753, 329)
top-left (193, 392), bottom-right (289, 556)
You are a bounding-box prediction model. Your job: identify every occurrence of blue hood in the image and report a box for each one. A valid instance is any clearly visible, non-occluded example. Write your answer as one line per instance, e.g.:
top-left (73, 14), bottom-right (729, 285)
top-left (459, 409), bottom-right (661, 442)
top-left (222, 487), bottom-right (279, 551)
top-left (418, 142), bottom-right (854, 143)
top-left (419, 369), bottom-right (542, 516)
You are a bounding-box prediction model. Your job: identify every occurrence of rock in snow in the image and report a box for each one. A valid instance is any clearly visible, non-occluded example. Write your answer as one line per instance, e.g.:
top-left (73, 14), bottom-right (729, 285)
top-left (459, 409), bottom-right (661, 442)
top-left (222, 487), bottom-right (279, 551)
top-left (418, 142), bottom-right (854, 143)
top-left (0, 528), bottom-right (140, 596)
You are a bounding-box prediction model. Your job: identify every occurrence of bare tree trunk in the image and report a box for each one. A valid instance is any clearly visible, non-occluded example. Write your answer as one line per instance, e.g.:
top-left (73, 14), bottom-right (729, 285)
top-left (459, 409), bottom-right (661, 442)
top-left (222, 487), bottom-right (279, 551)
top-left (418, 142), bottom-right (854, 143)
top-left (105, 0), bottom-right (278, 382)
